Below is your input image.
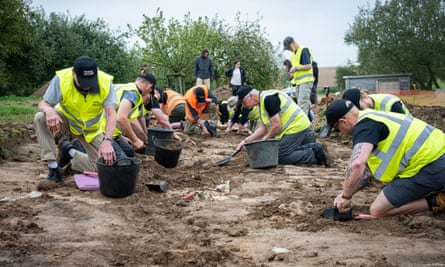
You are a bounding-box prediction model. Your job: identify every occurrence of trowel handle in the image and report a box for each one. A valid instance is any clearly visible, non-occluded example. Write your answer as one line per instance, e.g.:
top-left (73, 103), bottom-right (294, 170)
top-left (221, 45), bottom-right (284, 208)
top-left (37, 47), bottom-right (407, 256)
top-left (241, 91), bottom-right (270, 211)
top-left (231, 149), bottom-right (241, 157)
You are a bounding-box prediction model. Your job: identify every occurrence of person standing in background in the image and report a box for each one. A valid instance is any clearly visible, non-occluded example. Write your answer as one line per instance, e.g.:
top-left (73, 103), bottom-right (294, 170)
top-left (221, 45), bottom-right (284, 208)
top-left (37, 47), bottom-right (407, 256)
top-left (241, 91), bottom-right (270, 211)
top-left (311, 60), bottom-right (319, 104)
top-left (283, 36), bottom-right (314, 118)
top-left (224, 60), bottom-right (246, 96)
top-left (194, 49), bottom-right (214, 90)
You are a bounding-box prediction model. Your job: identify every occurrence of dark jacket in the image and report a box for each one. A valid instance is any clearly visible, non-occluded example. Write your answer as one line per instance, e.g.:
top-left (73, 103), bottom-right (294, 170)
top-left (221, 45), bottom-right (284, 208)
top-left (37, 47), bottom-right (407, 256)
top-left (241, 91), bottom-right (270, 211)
top-left (194, 56), bottom-right (214, 79)
top-left (224, 67), bottom-right (246, 85)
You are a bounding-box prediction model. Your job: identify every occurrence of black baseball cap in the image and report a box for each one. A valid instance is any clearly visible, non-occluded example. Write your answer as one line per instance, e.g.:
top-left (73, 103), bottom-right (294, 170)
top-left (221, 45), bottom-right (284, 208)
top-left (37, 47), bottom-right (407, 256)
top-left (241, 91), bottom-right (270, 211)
top-left (73, 56), bottom-right (98, 89)
top-left (342, 88), bottom-right (361, 109)
top-left (138, 72), bottom-right (157, 86)
top-left (325, 99), bottom-right (355, 131)
top-left (195, 87), bottom-right (206, 103)
top-left (236, 85), bottom-right (253, 106)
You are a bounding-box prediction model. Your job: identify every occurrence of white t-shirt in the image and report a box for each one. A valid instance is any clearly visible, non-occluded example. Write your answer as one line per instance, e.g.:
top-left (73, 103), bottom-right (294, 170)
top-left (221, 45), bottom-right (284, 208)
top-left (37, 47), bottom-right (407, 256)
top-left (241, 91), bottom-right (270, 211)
top-left (230, 68), bottom-right (242, 86)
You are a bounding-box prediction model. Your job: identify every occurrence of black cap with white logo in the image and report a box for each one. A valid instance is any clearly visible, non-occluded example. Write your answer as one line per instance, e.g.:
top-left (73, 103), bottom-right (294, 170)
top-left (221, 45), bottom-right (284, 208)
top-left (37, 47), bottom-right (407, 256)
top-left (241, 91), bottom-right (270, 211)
top-left (73, 56), bottom-right (98, 89)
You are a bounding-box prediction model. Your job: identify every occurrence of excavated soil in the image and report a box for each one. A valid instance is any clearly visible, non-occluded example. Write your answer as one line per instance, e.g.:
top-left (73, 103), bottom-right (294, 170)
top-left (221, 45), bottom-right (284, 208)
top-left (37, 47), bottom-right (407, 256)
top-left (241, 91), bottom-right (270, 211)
top-left (0, 98), bottom-right (445, 266)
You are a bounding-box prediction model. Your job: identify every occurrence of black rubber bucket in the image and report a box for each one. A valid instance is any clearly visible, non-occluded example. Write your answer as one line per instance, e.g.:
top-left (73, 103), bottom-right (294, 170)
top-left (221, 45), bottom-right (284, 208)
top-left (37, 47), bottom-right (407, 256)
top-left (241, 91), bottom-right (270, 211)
top-left (96, 157), bottom-right (141, 197)
top-left (245, 139), bottom-right (280, 169)
top-left (146, 128), bottom-right (174, 154)
top-left (153, 138), bottom-right (183, 168)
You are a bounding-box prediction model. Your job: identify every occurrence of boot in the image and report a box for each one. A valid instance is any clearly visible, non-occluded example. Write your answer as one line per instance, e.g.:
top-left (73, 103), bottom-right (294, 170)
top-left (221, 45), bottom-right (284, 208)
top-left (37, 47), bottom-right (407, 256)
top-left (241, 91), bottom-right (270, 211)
top-left (311, 142), bottom-right (329, 167)
top-left (58, 140), bottom-right (74, 168)
top-left (203, 121), bottom-right (217, 137)
top-left (431, 192), bottom-right (445, 215)
top-left (45, 167), bottom-right (62, 182)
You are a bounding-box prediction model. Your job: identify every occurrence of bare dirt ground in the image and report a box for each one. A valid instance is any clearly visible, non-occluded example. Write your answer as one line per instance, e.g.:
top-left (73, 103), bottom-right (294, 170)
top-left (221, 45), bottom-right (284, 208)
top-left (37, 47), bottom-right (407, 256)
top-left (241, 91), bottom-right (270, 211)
top-left (1, 92), bottom-right (445, 266)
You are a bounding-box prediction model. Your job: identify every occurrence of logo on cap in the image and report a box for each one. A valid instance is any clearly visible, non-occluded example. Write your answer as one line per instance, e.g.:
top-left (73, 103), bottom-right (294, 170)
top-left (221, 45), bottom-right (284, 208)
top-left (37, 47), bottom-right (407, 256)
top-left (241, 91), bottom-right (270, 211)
top-left (83, 70), bottom-right (95, 77)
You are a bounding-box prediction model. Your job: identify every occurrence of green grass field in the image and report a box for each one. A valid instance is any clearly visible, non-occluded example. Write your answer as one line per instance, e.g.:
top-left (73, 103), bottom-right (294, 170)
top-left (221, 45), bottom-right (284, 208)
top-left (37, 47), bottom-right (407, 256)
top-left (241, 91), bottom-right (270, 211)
top-left (0, 96), bottom-right (40, 124)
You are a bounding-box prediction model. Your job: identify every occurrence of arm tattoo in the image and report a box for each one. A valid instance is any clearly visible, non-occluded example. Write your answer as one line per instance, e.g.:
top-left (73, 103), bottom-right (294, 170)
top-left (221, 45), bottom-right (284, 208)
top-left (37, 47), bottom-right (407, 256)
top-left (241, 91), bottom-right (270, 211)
top-left (345, 143), bottom-right (362, 178)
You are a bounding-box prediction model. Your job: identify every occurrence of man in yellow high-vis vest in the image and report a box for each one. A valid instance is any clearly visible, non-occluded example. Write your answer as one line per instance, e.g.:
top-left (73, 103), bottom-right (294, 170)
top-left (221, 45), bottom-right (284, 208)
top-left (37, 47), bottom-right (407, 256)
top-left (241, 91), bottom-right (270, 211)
top-left (235, 86), bottom-right (328, 167)
top-left (324, 99), bottom-right (445, 217)
top-left (342, 88), bottom-right (410, 115)
top-left (283, 36), bottom-right (314, 120)
top-left (34, 56), bottom-right (122, 184)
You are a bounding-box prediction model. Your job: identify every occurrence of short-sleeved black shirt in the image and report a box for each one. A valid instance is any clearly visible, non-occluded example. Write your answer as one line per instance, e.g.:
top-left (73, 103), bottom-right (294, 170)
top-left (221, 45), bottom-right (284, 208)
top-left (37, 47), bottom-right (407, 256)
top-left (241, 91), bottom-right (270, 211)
top-left (144, 94), bottom-right (160, 111)
top-left (263, 94), bottom-right (281, 117)
top-left (390, 101), bottom-right (405, 114)
top-left (352, 118), bottom-right (389, 148)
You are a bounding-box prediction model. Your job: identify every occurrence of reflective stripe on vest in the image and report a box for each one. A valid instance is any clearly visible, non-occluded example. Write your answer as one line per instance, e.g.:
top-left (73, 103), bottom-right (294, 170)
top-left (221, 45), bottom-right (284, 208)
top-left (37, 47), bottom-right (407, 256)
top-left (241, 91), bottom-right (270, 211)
top-left (369, 94), bottom-right (410, 115)
top-left (112, 83), bottom-right (144, 138)
top-left (259, 90), bottom-right (310, 139)
top-left (358, 110), bottom-right (445, 182)
top-left (114, 83), bottom-right (144, 121)
top-left (164, 89), bottom-right (185, 115)
top-left (55, 68), bottom-right (113, 143)
top-left (291, 46), bottom-right (314, 85)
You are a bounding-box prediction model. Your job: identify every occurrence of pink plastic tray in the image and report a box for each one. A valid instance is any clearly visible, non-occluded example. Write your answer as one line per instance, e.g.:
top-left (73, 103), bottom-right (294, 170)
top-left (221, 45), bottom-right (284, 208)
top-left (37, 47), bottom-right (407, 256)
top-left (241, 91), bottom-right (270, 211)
top-left (73, 173), bottom-right (99, 191)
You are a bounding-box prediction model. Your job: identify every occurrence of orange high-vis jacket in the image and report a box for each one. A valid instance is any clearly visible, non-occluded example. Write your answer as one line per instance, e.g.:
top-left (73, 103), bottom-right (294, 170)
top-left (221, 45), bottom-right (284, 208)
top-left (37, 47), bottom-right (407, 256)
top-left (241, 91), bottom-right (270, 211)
top-left (184, 85), bottom-right (209, 122)
top-left (163, 89), bottom-right (185, 115)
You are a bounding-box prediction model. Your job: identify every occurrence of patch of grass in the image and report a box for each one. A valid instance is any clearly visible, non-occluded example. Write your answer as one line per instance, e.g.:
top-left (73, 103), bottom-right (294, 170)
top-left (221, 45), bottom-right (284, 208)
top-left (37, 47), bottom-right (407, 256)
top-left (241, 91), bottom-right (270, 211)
top-left (0, 96), bottom-right (41, 124)
top-left (0, 96), bottom-right (41, 159)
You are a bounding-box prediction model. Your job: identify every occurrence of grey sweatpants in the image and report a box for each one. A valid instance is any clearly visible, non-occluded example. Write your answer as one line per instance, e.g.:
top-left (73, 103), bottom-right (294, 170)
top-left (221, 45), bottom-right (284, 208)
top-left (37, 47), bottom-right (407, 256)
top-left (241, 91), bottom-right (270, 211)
top-left (278, 128), bottom-right (317, 165)
top-left (293, 81), bottom-right (313, 117)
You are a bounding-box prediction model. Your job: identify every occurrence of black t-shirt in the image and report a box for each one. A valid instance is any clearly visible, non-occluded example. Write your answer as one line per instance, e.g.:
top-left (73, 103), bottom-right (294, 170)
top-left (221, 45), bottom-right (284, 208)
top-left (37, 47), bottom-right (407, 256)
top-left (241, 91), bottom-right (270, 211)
top-left (390, 101), bottom-right (405, 114)
top-left (218, 100), bottom-right (229, 123)
top-left (144, 94), bottom-right (160, 111)
top-left (263, 94), bottom-right (281, 117)
top-left (352, 118), bottom-right (390, 148)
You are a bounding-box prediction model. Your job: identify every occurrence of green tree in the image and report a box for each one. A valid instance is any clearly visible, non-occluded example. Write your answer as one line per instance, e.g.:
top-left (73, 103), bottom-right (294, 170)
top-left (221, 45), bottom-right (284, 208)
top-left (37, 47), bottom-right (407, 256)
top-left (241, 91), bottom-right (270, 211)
top-left (28, 10), bottom-right (136, 90)
top-left (221, 13), bottom-right (278, 90)
top-left (0, 6), bottom-right (137, 96)
top-left (335, 65), bottom-right (360, 89)
top-left (136, 9), bottom-right (223, 93)
top-left (345, 0), bottom-right (445, 89)
top-left (0, 0), bottom-right (34, 95)
top-left (136, 9), bottom-right (278, 93)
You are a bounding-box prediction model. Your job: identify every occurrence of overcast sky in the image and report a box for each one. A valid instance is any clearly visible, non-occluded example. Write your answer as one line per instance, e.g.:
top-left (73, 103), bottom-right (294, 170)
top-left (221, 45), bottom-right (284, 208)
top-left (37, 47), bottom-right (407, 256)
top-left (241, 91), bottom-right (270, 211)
top-left (31, 0), bottom-right (376, 67)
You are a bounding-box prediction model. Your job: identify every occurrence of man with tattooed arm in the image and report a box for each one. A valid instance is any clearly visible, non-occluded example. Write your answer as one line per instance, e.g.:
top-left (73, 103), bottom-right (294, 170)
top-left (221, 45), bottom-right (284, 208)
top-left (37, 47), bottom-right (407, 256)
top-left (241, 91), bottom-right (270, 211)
top-left (324, 99), bottom-right (445, 217)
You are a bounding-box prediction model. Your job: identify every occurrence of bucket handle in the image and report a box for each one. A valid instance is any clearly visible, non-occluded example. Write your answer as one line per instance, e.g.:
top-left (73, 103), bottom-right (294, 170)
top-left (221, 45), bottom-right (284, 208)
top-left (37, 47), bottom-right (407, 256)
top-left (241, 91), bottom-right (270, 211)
top-left (113, 158), bottom-right (133, 166)
top-left (97, 157), bottom-right (137, 167)
top-left (153, 137), bottom-right (185, 149)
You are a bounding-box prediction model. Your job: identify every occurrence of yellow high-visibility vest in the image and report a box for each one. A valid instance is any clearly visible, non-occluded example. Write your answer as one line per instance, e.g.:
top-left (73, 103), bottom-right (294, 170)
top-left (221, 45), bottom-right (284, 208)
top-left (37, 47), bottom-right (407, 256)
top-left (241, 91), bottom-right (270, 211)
top-left (112, 83), bottom-right (144, 138)
top-left (369, 94), bottom-right (410, 115)
top-left (359, 110), bottom-right (445, 182)
top-left (259, 90), bottom-right (311, 139)
top-left (55, 68), bottom-right (113, 143)
top-left (290, 46), bottom-right (314, 86)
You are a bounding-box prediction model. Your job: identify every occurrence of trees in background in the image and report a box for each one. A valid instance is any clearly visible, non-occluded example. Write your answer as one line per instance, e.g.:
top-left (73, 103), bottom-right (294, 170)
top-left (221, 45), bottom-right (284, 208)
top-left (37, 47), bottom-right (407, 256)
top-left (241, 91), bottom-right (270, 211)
top-left (223, 13), bottom-right (278, 90)
top-left (335, 65), bottom-right (360, 90)
top-left (1, 2), bottom-right (280, 96)
top-left (0, 0), bottom-right (136, 96)
top-left (29, 9), bottom-right (136, 87)
top-left (136, 9), bottom-right (278, 91)
top-left (0, 0), bottom-right (34, 95)
top-left (345, 0), bottom-right (445, 90)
